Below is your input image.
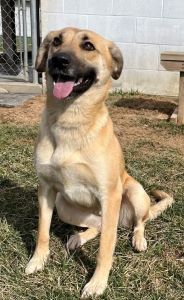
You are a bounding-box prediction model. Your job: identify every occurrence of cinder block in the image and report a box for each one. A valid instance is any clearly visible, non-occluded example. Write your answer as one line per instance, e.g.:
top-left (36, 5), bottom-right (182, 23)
top-left (112, 0), bottom-right (134, 16)
top-left (116, 43), bottom-right (134, 69)
top-left (136, 17), bottom-right (184, 45)
top-left (117, 43), bottom-right (159, 70)
top-left (41, 13), bottom-right (88, 36)
top-left (159, 45), bottom-right (184, 52)
top-left (135, 0), bottom-right (162, 17)
top-left (112, 69), bottom-right (179, 96)
top-left (133, 70), bottom-right (179, 95)
top-left (163, 0), bottom-right (184, 19)
top-left (88, 16), bottom-right (135, 42)
top-left (118, 69), bottom-right (137, 91)
top-left (64, 0), bottom-right (112, 15)
top-left (113, 0), bottom-right (162, 17)
top-left (41, 0), bottom-right (64, 13)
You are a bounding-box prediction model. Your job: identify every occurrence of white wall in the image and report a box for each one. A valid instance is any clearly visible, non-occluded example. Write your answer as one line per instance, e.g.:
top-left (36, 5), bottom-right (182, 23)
top-left (40, 0), bottom-right (184, 96)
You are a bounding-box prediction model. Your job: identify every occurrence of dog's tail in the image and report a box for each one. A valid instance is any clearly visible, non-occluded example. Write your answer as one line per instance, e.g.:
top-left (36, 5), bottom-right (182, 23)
top-left (149, 190), bottom-right (174, 220)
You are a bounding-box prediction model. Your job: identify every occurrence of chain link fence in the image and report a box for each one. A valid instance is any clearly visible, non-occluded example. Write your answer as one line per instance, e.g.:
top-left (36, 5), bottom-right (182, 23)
top-left (0, 0), bottom-right (36, 81)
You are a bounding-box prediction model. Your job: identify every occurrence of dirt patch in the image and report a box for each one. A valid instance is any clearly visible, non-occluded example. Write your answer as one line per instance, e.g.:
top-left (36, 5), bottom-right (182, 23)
top-left (109, 104), bottom-right (184, 155)
top-left (0, 95), bottom-right (45, 125)
top-left (0, 93), bottom-right (183, 154)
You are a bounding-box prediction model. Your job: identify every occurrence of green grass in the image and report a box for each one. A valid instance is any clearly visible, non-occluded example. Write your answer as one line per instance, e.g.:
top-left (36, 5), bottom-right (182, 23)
top-left (138, 118), bottom-right (184, 135)
top-left (0, 119), bottom-right (183, 300)
top-left (109, 88), bottom-right (141, 97)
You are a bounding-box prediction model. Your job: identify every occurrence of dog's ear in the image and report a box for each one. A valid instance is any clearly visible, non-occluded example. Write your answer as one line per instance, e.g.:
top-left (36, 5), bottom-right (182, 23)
top-left (108, 42), bottom-right (123, 80)
top-left (35, 32), bottom-right (54, 72)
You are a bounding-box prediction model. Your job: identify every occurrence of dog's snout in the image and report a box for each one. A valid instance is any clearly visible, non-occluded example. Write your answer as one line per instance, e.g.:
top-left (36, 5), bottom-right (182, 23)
top-left (59, 54), bottom-right (71, 67)
top-left (53, 53), bottom-right (71, 69)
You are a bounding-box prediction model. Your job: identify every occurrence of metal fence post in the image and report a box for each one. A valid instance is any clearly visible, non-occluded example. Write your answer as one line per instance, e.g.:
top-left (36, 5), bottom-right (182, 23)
top-left (30, 0), bottom-right (38, 84)
top-left (22, 0), bottom-right (29, 81)
top-left (17, 0), bottom-right (23, 72)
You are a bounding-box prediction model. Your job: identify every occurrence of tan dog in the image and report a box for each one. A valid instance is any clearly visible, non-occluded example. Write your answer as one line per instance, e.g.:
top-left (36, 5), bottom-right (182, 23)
top-left (25, 27), bottom-right (174, 298)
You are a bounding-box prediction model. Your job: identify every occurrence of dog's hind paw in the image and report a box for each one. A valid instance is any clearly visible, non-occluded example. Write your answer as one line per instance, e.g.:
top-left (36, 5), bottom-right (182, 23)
top-left (25, 251), bottom-right (50, 274)
top-left (67, 228), bottom-right (99, 250)
top-left (67, 233), bottom-right (86, 250)
top-left (132, 236), bottom-right (147, 252)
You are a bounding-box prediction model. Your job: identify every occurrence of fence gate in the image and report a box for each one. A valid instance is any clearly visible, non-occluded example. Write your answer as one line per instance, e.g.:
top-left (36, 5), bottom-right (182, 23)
top-left (0, 0), bottom-right (38, 83)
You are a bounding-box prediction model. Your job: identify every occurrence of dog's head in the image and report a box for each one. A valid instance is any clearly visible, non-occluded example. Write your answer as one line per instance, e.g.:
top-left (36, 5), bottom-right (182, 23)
top-left (36, 27), bottom-right (123, 100)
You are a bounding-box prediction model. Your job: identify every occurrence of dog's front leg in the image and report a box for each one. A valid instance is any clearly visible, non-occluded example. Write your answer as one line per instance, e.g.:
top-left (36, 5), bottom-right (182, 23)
top-left (81, 180), bottom-right (122, 298)
top-left (25, 182), bottom-right (56, 274)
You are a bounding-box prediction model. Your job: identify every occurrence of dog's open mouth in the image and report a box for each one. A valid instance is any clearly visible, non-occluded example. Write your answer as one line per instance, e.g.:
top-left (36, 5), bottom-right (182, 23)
top-left (52, 72), bottom-right (96, 100)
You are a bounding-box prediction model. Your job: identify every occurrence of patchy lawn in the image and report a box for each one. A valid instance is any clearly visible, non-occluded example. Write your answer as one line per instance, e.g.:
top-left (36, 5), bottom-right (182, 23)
top-left (0, 93), bottom-right (183, 300)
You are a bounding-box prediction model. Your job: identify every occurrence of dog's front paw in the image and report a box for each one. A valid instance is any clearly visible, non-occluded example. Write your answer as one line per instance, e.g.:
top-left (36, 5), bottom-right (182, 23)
top-left (81, 277), bottom-right (107, 299)
top-left (132, 236), bottom-right (147, 252)
top-left (25, 250), bottom-right (50, 274)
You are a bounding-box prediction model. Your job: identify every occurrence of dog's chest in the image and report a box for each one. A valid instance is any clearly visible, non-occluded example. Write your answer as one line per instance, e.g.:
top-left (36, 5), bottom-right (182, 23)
top-left (37, 147), bottom-right (100, 207)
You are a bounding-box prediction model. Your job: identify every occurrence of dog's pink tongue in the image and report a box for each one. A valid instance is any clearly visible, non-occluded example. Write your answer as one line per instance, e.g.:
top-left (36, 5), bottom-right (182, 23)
top-left (53, 81), bottom-right (74, 99)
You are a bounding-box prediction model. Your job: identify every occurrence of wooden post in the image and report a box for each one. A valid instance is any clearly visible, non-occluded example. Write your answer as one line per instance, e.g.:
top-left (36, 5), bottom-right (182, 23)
top-left (177, 72), bottom-right (184, 125)
top-left (161, 52), bottom-right (184, 126)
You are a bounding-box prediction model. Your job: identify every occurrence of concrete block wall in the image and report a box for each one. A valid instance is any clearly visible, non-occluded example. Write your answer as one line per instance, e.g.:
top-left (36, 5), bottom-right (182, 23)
top-left (40, 0), bottom-right (184, 96)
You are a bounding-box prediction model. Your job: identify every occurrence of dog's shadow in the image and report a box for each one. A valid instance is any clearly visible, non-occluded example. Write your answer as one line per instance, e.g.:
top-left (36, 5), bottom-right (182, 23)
top-left (0, 177), bottom-right (95, 278)
top-left (114, 96), bottom-right (177, 116)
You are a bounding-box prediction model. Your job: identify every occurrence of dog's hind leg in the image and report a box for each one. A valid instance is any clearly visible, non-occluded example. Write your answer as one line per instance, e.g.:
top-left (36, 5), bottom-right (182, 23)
top-left (67, 228), bottom-right (99, 250)
top-left (56, 195), bottom-right (101, 250)
top-left (132, 219), bottom-right (147, 251)
top-left (122, 176), bottom-right (150, 252)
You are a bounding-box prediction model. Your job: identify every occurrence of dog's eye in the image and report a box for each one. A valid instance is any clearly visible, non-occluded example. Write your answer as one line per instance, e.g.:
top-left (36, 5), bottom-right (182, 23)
top-left (53, 37), bottom-right (62, 47)
top-left (82, 42), bottom-right (95, 51)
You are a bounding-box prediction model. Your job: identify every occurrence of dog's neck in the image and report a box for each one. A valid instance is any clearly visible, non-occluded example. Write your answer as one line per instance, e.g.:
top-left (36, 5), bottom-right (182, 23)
top-left (44, 80), bottom-right (111, 150)
top-left (45, 80), bottom-right (111, 127)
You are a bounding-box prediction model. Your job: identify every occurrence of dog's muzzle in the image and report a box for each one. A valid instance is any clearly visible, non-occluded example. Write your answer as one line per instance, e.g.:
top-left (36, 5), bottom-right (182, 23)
top-left (48, 52), bottom-right (97, 100)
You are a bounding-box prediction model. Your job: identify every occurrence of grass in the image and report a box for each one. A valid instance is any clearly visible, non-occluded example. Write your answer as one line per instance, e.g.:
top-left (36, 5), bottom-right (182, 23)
top-left (138, 118), bottom-right (184, 135)
top-left (109, 88), bottom-right (141, 97)
top-left (0, 105), bottom-right (184, 299)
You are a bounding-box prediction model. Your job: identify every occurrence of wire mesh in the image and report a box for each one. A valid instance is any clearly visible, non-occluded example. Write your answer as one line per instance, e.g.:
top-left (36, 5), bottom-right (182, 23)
top-left (0, 0), bottom-right (31, 79)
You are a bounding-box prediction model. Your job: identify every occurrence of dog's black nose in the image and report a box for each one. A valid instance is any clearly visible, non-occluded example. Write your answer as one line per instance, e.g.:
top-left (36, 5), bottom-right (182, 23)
top-left (56, 53), bottom-right (71, 68)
